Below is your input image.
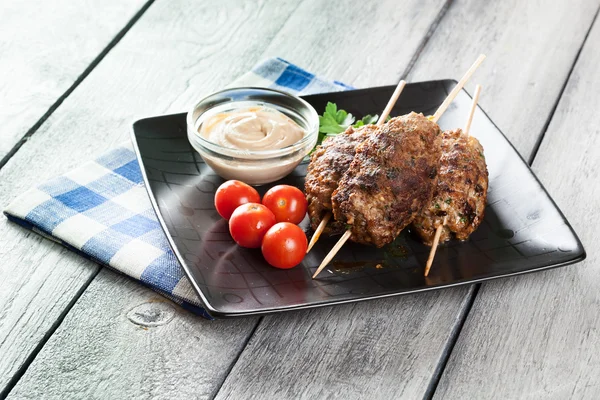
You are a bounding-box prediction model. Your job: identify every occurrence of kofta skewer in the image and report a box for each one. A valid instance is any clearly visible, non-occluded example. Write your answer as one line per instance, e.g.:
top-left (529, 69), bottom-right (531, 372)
top-left (313, 112), bottom-right (441, 278)
top-left (413, 128), bottom-right (488, 245)
top-left (312, 55), bottom-right (486, 279)
top-left (423, 84), bottom-right (484, 277)
top-left (306, 80), bottom-right (407, 253)
top-left (308, 54), bottom-right (486, 252)
top-left (308, 54), bottom-right (486, 254)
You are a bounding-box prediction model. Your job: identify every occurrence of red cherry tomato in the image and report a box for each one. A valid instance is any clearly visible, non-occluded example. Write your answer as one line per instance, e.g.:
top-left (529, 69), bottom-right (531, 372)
top-left (262, 185), bottom-right (308, 224)
top-left (261, 222), bottom-right (308, 269)
top-left (229, 203), bottom-right (276, 248)
top-left (214, 180), bottom-right (261, 220)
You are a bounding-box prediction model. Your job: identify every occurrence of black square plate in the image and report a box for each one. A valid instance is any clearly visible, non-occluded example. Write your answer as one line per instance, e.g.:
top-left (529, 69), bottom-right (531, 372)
top-left (131, 80), bottom-right (585, 317)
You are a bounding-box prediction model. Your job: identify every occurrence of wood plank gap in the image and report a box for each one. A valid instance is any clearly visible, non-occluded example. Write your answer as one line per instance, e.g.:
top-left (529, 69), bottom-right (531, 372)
top-left (400, 1), bottom-right (483, 395)
top-left (210, 2), bottom-right (459, 396)
top-left (0, 268), bottom-right (103, 400)
top-left (1, 2), bottom-right (301, 395)
top-left (427, 5), bottom-right (600, 393)
top-left (202, 4), bottom-right (306, 394)
top-left (527, 2), bottom-right (600, 165)
top-left (400, 0), bottom-right (454, 79)
top-left (424, 5), bottom-right (600, 396)
top-left (424, 284), bottom-right (480, 400)
top-left (210, 316), bottom-right (265, 400)
top-left (209, 3), bottom-right (461, 396)
top-left (0, 0), bottom-right (157, 172)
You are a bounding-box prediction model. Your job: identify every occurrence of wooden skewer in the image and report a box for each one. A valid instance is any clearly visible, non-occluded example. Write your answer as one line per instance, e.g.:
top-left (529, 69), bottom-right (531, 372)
top-left (424, 84), bottom-right (482, 276)
top-left (424, 216), bottom-right (448, 276)
top-left (312, 230), bottom-right (351, 278)
top-left (307, 213), bottom-right (330, 253)
top-left (313, 55), bottom-right (485, 279)
top-left (378, 80), bottom-right (406, 125)
top-left (306, 80), bottom-right (406, 254)
top-left (464, 84), bottom-right (482, 136)
top-left (431, 54), bottom-right (486, 123)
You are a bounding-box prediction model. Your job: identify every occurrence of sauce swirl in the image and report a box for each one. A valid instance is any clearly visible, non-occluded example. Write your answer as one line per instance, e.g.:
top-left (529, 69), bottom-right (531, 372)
top-left (199, 106), bottom-right (305, 150)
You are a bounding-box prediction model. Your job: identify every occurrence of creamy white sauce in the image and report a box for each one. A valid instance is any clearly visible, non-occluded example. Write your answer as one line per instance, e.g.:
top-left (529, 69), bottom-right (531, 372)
top-left (199, 106), bottom-right (305, 150)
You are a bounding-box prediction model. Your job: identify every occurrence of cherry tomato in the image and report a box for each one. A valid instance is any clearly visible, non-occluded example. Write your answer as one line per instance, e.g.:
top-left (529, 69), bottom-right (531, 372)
top-left (229, 203), bottom-right (276, 248)
top-left (261, 222), bottom-right (307, 269)
top-left (262, 185), bottom-right (308, 224)
top-left (214, 180), bottom-right (261, 220)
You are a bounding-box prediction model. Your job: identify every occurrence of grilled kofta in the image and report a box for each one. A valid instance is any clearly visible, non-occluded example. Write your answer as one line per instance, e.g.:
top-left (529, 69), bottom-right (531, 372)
top-left (331, 112), bottom-right (442, 247)
top-left (305, 124), bottom-right (379, 235)
top-left (412, 128), bottom-right (488, 245)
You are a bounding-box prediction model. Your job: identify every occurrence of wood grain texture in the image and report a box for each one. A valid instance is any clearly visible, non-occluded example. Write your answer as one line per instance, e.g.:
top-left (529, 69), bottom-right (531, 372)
top-left (215, 289), bottom-right (473, 400)
top-left (433, 15), bottom-right (600, 400)
top-left (0, 0), bottom-right (147, 162)
top-left (212, 1), bottom-right (600, 398)
top-left (6, 270), bottom-right (259, 400)
top-left (408, 0), bottom-right (600, 159)
top-left (4, 0), bottom-right (600, 399)
top-left (1, 0), bottom-right (461, 398)
top-left (256, 0), bottom-right (448, 88)
top-left (0, 0), bottom-right (301, 394)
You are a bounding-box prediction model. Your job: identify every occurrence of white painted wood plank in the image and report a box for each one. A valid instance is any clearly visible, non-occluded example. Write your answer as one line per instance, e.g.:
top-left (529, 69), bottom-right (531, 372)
top-left (257, 0), bottom-right (446, 88)
top-left (6, 269), bottom-right (259, 400)
top-left (215, 289), bottom-right (473, 400)
top-left (0, 0), bottom-right (148, 162)
top-left (0, 0), bottom-right (301, 393)
top-left (433, 14), bottom-right (600, 400)
top-left (408, 0), bottom-right (600, 159)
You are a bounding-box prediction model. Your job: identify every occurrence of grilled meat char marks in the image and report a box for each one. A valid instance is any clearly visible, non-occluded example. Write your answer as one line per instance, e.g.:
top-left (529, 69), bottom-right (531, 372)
top-left (412, 128), bottom-right (489, 245)
top-left (332, 112), bottom-right (442, 247)
top-left (305, 124), bottom-right (378, 234)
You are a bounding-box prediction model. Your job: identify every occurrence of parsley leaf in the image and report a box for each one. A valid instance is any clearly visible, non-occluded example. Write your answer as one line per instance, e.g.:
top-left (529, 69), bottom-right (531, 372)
top-left (313, 102), bottom-right (356, 151)
top-left (353, 114), bottom-right (379, 128)
top-left (314, 102), bottom-right (385, 151)
top-left (319, 102), bottom-right (355, 134)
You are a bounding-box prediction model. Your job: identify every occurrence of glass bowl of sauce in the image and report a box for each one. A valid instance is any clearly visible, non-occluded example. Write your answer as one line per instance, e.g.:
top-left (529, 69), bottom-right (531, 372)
top-left (187, 87), bottom-right (318, 185)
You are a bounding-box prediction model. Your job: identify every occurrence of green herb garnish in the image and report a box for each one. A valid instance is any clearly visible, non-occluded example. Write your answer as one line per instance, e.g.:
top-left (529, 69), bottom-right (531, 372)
top-left (353, 114), bottom-right (379, 128)
top-left (318, 102), bottom-right (354, 135)
top-left (314, 102), bottom-right (380, 150)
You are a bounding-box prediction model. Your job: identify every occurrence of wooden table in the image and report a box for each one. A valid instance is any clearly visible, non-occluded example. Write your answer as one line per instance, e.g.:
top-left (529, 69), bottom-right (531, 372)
top-left (1, 0), bottom-right (599, 398)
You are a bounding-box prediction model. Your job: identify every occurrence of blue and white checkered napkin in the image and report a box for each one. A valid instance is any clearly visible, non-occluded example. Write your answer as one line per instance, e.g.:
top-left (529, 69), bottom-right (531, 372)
top-left (4, 58), bottom-right (352, 319)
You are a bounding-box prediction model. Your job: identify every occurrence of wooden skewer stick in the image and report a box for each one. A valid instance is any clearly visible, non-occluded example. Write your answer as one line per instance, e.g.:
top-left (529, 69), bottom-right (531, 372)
top-left (378, 80), bottom-right (406, 125)
top-left (306, 80), bottom-right (407, 254)
top-left (424, 216), bottom-right (448, 276)
top-left (464, 84), bottom-right (482, 137)
top-left (313, 56), bottom-right (485, 279)
top-left (431, 54), bottom-right (486, 123)
top-left (312, 230), bottom-right (351, 278)
top-left (424, 84), bottom-right (482, 276)
top-left (307, 213), bottom-right (330, 253)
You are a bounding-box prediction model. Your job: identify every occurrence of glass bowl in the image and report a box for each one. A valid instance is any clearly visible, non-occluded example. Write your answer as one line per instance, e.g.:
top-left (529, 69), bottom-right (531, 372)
top-left (186, 87), bottom-right (319, 185)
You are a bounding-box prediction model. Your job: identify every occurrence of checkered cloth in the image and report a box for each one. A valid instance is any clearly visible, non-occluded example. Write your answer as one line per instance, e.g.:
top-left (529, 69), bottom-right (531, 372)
top-left (4, 58), bottom-right (352, 319)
